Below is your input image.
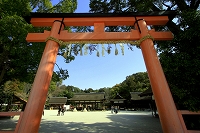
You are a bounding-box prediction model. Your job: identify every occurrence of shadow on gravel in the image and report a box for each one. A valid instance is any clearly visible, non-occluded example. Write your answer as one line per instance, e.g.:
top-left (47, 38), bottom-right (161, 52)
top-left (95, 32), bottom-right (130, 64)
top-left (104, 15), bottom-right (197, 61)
top-left (0, 117), bottom-right (17, 131)
top-left (39, 114), bottom-right (162, 133)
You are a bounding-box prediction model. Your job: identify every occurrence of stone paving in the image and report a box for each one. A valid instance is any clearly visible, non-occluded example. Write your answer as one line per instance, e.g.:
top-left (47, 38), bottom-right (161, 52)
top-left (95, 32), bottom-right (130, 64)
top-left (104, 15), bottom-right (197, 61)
top-left (0, 110), bottom-right (163, 133)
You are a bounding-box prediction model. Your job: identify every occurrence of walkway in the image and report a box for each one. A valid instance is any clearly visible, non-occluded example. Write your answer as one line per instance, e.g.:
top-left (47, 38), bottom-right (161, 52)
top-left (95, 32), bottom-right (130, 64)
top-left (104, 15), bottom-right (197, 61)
top-left (0, 110), bottom-right (162, 133)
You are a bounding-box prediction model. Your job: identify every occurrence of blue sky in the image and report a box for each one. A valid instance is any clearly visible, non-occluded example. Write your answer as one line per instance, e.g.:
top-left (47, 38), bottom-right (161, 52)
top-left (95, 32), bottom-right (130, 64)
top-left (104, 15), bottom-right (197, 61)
top-left (54, 0), bottom-right (147, 90)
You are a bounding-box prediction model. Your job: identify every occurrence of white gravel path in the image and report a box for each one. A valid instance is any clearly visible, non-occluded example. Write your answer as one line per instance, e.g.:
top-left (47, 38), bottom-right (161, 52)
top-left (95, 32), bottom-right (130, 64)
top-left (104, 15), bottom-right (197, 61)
top-left (0, 110), bottom-right (163, 133)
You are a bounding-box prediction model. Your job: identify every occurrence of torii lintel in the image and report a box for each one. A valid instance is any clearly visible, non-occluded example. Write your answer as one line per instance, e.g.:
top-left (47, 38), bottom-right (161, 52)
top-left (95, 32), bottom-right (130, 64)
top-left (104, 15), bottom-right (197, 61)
top-left (25, 11), bottom-right (176, 43)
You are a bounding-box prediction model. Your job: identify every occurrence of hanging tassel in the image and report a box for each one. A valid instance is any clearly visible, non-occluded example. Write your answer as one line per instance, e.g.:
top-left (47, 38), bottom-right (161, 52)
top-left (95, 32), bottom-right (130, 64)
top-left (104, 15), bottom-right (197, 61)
top-left (107, 44), bottom-right (111, 54)
top-left (107, 49), bottom-right (111, 54)
top-left (80, 44), bottom-right (83, 56)
top-left (120, 43), bottom-right (124, 55)
top-left (63, 51), bottom-right (67, 59)
top-left (115, 44), bottom-right (118, 55)
top-left (96, 45), bottom-right (100, 57)
top-left (96, 50), bottom-right (100, 57)
top-left (102, 44), bottom-right (105, 56)
top-left (63, 46), bottom-right (68, 59)
top-left (67, 44), bottom-right (72, 56)
top-left (84, 44), bottom-right (88, 55)
top-left (74, 45), bottom-right (79, 56)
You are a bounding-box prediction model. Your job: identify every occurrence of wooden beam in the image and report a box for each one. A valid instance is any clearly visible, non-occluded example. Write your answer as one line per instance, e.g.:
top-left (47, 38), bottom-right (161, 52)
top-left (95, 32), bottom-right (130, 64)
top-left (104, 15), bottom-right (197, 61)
top-left (26, 30), bottom-right (50, 42)
top-left (187, 130), bottom-right (200, 133)
top-left (0, 112), bottom-right (21, 116)
top-left (30, 16), bottom-right (169, 27)
top-left (0, 131), bottom-right (14, 133)
top-left (179, 110), bottom-right (200, 115)
top-left (26, 30), bottom-right (173, 42)
top-left (59, 30), bottom-right (140, 41)
top-left (149, 31), bottom-right (174, 41)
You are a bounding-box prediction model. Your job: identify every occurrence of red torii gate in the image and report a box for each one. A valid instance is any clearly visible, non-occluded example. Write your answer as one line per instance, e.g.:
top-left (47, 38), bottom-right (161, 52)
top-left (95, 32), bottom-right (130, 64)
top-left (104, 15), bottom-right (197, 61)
top-left (15, 11), bottom-right (187, 133)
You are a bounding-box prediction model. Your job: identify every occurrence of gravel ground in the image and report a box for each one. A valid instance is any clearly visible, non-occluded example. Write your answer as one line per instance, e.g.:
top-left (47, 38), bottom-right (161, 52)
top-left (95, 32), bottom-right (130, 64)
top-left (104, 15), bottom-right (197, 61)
top-left (0, 110), bottom-right (163, 133)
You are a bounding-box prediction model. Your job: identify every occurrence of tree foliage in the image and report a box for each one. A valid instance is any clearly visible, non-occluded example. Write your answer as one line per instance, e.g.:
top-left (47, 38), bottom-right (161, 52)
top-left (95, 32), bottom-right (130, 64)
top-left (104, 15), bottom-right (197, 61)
top-left (159, 10), bottom-right (200, 111)
top-left (0, 0), bottom-right (77, 110)
top-left (46, 72), bottom-right (150, 105)
top-left (110, 72), bottom-right (150, 101)
top-left (0, 0), bottom-right (77, 85)
top-left (89, 0), bottom-right (200, 111)
top-left (51, 85), bottom-right (82, 98)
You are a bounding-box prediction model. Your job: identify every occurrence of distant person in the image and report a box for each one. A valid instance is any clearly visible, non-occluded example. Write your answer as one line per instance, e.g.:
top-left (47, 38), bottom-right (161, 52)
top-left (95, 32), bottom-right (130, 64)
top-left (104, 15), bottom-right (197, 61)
top-left (114, 106), bottom-right (118, 114)
top-left (111, 105), bottom-right (114, 114)
top-left (61, 106), bottom-right (65, 116)
top-left (57, 106), bottom-right (61, 116)
top-left (43, 105), bottom-right (45, 116)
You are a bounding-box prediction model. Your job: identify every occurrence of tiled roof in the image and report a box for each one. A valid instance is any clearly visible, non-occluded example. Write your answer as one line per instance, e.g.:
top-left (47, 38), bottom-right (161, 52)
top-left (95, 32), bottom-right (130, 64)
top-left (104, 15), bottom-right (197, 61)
top-left (49, 97), bottom-right (67, 104)
top-left (13, 93), bottom-right (27, 104)
top-left (130, 92), bottom-right (143, 100)
top-left (110, 93), bottom-right (126, 101)
top-left (138, 88), bottom-right (153, 97)
top-left (69, 93), bottom-right (105, 101)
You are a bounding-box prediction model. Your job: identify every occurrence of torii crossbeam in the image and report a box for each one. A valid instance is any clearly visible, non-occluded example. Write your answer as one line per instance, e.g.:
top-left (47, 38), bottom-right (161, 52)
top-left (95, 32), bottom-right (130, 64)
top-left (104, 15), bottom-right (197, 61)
top-left (16, 11), bottom-right (187, 133)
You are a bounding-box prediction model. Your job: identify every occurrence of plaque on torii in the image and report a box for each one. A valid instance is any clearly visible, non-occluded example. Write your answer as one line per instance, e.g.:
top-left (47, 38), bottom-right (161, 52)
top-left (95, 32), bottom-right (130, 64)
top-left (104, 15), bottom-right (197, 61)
top-left (16, 11), bottom-right (186, 133)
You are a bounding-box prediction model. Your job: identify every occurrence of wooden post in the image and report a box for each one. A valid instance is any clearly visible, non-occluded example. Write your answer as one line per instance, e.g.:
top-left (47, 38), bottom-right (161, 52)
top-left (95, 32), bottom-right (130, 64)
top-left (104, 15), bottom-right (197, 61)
top-left (16, 21), bottom-right (64, 133)
top-left (137, 19), bottom-right (186, 133)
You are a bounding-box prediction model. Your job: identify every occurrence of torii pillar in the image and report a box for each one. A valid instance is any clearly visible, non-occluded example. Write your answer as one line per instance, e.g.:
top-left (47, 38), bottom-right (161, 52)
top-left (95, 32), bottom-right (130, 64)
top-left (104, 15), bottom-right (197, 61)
top-left (136, 19), bottom-right (185, 133)
top-left (16, 20), bottom-right (64, 133)
top-left (17, 12), bottom-right (186, 133)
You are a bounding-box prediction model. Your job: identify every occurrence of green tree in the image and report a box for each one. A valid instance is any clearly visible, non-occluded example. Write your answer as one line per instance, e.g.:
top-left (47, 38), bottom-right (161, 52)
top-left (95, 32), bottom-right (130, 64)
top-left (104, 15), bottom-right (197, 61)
top-left (0, 80), bottom-right (21, 111)
top-left (98, 87), bottom-right (111, 100)
top-left (159, 10), bottom-right (200, 111)
top-left (83, 88), bottom-right (97, 93)
top-left (0, 0), bottom-right (77, 85)
top-left (89, 0), bottom-right (200, 111)
top-left (51, 85), bottom-right (82, 98)
top-left (110, 84), bottom-right (121, 98)
top-left (109, 72), bottom-right (150, 101)
top-left (0, 0), bottom-right (77, 109)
